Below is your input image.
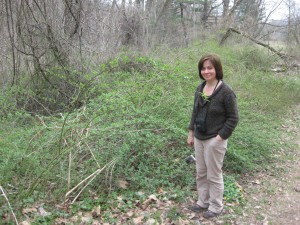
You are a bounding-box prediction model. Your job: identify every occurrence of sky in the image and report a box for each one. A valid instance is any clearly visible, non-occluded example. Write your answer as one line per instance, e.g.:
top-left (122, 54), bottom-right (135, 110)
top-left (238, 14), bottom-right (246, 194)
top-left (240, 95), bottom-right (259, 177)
top-left (265, 0), bottom-right (300, 20)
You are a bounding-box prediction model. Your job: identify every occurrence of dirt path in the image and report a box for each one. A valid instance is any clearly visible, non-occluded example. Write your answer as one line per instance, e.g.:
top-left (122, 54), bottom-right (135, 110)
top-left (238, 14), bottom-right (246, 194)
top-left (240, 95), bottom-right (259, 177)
top-left (232, 106), bottom-right (300, 225)
top-left (269, 136), bottom-right (300, 224)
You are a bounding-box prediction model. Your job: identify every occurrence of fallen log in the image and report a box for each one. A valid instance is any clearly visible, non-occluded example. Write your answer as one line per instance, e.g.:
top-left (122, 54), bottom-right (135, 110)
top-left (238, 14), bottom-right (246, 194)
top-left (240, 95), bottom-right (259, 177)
top-left (220, 27), bottom-right (288, 60)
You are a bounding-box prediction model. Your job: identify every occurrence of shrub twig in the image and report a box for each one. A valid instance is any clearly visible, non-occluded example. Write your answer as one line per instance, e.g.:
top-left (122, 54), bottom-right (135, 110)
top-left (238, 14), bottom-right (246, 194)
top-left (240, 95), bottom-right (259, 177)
top-left (0, 185), bottom-right (19, 225)
top-left (65, 159), bottom-right (117, 204)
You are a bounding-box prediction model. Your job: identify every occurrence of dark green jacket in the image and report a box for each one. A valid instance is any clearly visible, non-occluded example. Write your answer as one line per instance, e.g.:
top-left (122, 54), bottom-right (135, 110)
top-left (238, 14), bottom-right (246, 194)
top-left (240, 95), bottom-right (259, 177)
top-left (188, 80), bottom-right (239, 140)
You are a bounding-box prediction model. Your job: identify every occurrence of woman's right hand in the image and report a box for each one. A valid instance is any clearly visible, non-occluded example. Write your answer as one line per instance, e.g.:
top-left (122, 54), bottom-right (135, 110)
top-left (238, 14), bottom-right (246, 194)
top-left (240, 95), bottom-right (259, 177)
top-left (187, 130), bottom-right (194, 146)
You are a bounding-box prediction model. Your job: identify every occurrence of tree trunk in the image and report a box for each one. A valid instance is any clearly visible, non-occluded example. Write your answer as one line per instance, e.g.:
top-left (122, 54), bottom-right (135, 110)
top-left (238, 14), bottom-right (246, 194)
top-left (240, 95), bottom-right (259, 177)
top-left (222, 0), bottom-right (230, 17)
top-left (202, 0), bottom-right (209, 24)
top-left (63, 0), bottom-right (82, 38)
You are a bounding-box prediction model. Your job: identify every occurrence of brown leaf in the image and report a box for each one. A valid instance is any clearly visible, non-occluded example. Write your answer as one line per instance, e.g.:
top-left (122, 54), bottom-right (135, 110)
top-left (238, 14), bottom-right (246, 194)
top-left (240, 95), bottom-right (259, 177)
top-left (54, 218), bottom-right (69, 224)
top-left (126, 211), bottom-right (134, 217)
top-left (177, 218), bottom-right (190, 225)
top-left (70, 215), bottom-right (79, 222)
top-left (141, 200), bottom-right (151, 210)
top-left (148, 194), bottom-right (158, 201)
top-left (133, 216), bottom-right (144, 224)
top-left (142, 194), bottom-right (159, 210)
top-left (38, 206), bottom-right (51, 217)
top-left (22, 207), bottom-right (37, 215)
top-left (136, 191), bottom-right (145, 196)
top-left (235, 181), bottom-right (243, 191)
top-left (294, 185), bottom-right (300, 192)
top-left (252, 180), bottom-right (260, 185)
top-left (20, 221), bottom-right (31, 225)
top-left (145, 218), bottom-right (156, 225)
top-left (116, 179), bottom-right (129, 189)
top-left (117, 195), bottom-right (124, 201)
top-left (81, 213), bottom-right (93, 223)
top-left (92, 205), bottom-right (101, 218)
top-left (187, 212), bottom-right (196, 219)
top-left (157, 187), bottom-right (165, 194)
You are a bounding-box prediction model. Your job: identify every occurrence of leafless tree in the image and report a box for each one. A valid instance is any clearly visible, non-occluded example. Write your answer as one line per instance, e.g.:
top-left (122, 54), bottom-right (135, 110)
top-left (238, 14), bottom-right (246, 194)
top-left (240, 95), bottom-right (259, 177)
top-left (223, 0), bottom-right (230, 17)
top-left (0, 0), bottom-right (299, 114)
top-left (283, 0), bottom-right (300, 55)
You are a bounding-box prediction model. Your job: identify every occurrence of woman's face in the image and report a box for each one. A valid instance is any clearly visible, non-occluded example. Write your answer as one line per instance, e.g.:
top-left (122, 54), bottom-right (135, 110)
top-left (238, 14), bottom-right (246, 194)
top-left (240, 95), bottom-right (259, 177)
top-left (201, 60), bottom-right (217, 82)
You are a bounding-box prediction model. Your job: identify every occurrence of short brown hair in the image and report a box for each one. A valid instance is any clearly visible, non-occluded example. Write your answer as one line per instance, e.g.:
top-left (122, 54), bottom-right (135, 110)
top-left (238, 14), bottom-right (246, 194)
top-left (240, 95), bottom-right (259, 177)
top-left (198, 54), bottom-right (223, 80)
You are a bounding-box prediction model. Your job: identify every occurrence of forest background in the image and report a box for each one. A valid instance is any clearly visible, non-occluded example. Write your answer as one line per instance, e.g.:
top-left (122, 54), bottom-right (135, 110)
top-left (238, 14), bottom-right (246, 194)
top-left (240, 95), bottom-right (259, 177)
top-left (0, 0), bottom-right (299, 224)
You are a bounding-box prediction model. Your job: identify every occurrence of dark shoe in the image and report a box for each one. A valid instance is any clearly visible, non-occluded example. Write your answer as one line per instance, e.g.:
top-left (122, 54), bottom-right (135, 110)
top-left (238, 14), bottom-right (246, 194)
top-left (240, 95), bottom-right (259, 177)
top-left (203, 210), bottom-right (220, 219)
top-left (187, 204), bottom-right (207, 213)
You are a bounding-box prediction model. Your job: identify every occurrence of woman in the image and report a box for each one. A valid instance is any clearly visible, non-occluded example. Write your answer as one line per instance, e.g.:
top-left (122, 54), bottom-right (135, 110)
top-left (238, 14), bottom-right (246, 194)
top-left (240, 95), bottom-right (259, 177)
top-left (187, 54), bottom-right (239, 219)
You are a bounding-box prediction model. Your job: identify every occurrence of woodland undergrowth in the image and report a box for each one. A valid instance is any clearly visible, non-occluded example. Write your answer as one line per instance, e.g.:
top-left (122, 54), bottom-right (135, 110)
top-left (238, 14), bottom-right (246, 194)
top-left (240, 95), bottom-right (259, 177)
top-left (0, 40), bottom-right (299, 224)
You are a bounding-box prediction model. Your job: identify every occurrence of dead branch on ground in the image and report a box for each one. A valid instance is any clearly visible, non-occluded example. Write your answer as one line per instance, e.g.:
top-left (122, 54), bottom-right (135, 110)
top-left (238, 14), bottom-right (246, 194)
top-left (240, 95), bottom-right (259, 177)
top-left (220, 27), bottom-right (288, 60)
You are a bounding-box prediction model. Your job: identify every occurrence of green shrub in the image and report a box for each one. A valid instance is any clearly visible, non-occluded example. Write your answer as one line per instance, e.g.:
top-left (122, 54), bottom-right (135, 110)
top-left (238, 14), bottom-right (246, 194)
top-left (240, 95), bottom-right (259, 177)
top-left (224, 175), bottom-right (243, 203)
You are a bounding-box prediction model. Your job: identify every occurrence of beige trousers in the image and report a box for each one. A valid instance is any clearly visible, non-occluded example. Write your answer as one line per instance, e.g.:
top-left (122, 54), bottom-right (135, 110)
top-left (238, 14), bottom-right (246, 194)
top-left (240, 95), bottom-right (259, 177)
top-left (194, 137), bottom-right (228, 214)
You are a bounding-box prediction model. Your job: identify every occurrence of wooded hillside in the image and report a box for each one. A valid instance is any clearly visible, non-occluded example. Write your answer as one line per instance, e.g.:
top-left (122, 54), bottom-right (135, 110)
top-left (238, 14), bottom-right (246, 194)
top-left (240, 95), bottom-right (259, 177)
top-left (0, 1), bottom-right (300, 224)
top-left (1, 0), bottom-right (299, 114)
